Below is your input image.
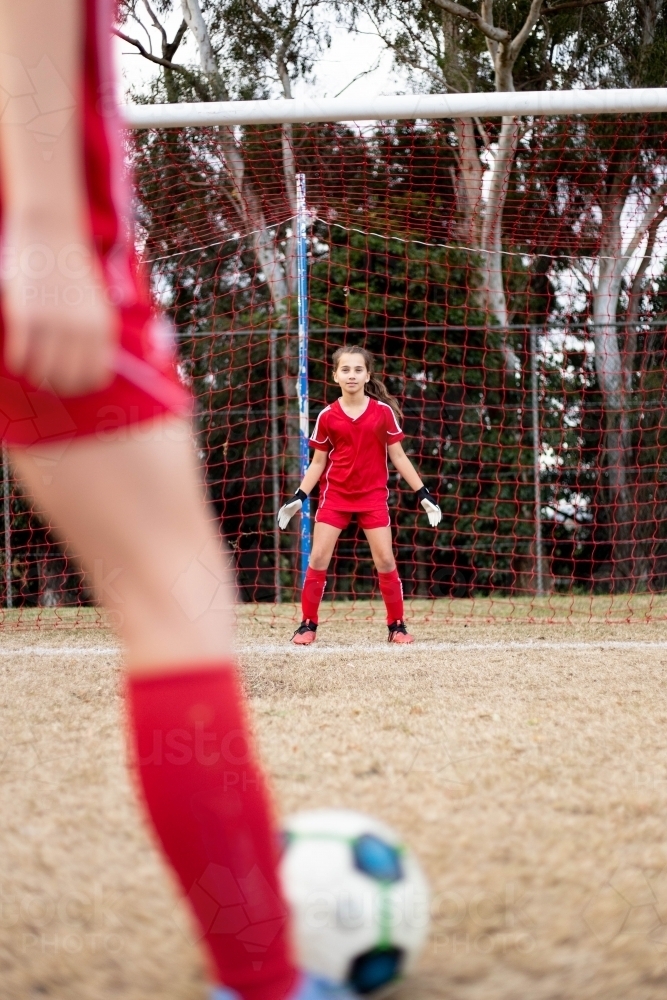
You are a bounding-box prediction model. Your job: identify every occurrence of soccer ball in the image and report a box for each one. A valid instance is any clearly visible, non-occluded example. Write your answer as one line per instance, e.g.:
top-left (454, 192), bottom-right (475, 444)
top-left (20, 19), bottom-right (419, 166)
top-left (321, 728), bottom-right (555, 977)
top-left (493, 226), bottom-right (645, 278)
top-left (279, 809), bottom-right (430, 994)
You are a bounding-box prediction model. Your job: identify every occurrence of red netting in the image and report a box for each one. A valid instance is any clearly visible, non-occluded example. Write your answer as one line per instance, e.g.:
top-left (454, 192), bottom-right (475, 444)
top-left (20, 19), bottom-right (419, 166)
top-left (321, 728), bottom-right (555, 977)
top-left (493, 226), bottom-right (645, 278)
top-left (3, 114), bottom-right (667, 625)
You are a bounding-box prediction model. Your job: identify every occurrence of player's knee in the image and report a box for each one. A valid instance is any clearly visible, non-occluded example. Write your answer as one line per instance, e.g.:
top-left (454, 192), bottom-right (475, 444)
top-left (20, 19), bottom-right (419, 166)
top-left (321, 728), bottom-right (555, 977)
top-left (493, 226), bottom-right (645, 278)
top-left (308, 549), bottom-right (331, 572)
top-left (309, 558), bottom-right (330, 572)
top-left (375, 556), bottom-right (396, 574)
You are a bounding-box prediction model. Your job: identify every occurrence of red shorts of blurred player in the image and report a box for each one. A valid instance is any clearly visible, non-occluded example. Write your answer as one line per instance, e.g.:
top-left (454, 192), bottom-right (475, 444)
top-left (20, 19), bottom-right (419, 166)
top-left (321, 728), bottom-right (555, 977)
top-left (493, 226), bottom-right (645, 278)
top-left (0, 316), bottom-right (189, 449)
top-left (0, 316), bottom-right (189, 450)
top-left (0, 0), bottom-right (189, 450)
top-left (315, 507), bottom-right (391, 530)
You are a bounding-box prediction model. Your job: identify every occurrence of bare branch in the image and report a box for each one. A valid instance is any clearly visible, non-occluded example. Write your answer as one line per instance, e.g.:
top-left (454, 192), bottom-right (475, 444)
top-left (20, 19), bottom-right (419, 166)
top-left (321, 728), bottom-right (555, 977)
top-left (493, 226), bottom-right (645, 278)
top-left (276, 39), bottom-right (293, 99)
top-left (622, 181), bottom-right (667, 264)
top-left (624, 206), bottom-right (666, 387)
top-left (112, 28), bottom-right (210, 100)
top-left (543, 0), bottom-right (612, 13)
top-left (114, 28), bottom-right (176, 69)
top-left (141, 0), bottom-right (167, 47)
top-left (509, 0), bottom-right (546, 63)
top-left (473, 116), bottom-right (491, 149)
top-left (245, 0), bottom-right (273, 28)
top-left (137, 3), bottom-right (188, 62)
top-left (481, 0), bottom-right (499, 61)
top-left (569, 262), bottom-right (593, 293)
top-left (627, 205), bottom-right (666, 321)
top-left (334, 55), bottom-right (383, 98)
top-left (430, 0), bottom-right (509, 43)
top-left (360, 10), bottom-right (454, 91)
top-left (168, 19), bottom-right (189, 59)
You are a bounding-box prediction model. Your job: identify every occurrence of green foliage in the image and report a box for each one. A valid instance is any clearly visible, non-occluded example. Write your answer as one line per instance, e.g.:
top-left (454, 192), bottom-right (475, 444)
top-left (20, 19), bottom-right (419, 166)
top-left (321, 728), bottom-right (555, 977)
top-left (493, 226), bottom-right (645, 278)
top-left (357, 0), bottom-right (667, 94)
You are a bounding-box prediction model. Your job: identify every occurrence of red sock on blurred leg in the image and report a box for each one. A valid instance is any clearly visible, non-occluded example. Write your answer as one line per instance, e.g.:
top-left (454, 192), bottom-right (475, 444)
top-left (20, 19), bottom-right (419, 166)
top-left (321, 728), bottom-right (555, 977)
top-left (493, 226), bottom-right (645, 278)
top-left (126, 666), bottom-right (297, 1000)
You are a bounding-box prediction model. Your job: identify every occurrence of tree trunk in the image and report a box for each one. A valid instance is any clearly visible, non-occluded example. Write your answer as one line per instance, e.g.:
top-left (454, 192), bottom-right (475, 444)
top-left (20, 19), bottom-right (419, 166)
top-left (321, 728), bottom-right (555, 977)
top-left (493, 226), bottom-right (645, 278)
top-left (589, 162), bottom-right (667, 590)
top-left (453, 118), bottom-right (483, 244)
top-left (592, 257), bottom-right (634, 589)
top-left (181, 0), bottom-right (303, 587)
top-left (181, 0), bottom-right (290, 316)
top-left (480, 116), bottom-right (521, 376)
top-left (633, 348), bottom-right (667, 591)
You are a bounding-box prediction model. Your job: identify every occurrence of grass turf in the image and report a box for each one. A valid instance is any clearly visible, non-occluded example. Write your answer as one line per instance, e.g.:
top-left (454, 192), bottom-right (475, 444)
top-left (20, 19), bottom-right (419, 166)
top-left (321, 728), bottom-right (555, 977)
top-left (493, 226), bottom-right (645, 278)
top-left (1, 613), bottom-right (667, 998)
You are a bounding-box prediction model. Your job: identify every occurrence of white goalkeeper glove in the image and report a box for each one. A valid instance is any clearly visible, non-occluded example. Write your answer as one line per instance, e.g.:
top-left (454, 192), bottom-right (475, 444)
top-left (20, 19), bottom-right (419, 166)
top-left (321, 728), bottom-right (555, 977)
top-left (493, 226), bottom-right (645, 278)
top-left (277, 489), bottom-right (308, 529)
top-left (416, 486), bottom-right (442, 527)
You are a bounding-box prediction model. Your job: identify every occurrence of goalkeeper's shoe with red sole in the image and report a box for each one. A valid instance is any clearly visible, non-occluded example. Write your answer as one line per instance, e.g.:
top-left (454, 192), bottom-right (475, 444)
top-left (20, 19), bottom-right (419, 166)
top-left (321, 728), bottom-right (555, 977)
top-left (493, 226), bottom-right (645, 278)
top-left (388, 620), bottom-right (414, 644)
top-left (292, 619), bottom-right (318, 645)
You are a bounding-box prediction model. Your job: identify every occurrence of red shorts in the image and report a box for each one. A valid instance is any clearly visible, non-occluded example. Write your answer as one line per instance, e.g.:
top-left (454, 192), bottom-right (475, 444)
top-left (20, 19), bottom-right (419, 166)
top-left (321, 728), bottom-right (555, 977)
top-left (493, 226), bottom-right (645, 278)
top-left (315, 507), bottom-right (391, 530)
top-left (0, 0), bottom-right (189, 448)
top-left (0, 316), bottom-right (189, 449)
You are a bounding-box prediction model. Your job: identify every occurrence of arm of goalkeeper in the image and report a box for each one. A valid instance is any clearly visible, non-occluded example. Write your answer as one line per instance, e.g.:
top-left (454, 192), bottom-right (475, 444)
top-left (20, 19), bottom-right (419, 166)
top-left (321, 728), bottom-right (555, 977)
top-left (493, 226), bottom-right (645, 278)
top-left (278, 489), bottom-right (308, 530)
top-left (416, 486), bottom-right (442, 527)
top-left (278, 449), bottom-right (328, 529)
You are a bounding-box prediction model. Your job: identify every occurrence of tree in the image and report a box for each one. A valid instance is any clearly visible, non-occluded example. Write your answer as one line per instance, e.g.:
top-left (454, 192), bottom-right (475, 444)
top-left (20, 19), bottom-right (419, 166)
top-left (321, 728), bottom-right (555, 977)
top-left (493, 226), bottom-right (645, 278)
top-left (522, 0), bottom-right (667, 588)
top-left (117, 1), bottom-right (294, 319)
top-left (356, 0), bottom-right (667, 589)
top-left (117, 0), bottom-right (335, 589)
top-left (357, 0), bottom-right (577, 373)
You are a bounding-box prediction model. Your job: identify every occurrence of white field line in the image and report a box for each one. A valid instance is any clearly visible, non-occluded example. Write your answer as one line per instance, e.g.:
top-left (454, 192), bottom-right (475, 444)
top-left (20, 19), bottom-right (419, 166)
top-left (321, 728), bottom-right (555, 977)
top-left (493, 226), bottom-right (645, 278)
top-left (240, 640), bottom-right (667, 655)
top-left (0, 646), bottom-right (120, 656)
top-left (1, 640), bottom-right (667, 657)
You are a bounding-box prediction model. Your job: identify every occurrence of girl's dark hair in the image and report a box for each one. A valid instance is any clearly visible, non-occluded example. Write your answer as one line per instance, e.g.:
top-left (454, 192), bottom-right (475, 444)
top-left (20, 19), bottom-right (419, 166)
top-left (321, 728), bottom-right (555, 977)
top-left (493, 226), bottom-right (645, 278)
top-left (331, 345), bottom-right (403, 423)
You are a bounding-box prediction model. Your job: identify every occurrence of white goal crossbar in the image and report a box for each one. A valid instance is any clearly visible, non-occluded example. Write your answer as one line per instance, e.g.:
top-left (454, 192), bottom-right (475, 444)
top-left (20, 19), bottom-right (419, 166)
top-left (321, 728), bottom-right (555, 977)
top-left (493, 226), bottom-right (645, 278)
top-left (122, 88), bottom-right (667, 129)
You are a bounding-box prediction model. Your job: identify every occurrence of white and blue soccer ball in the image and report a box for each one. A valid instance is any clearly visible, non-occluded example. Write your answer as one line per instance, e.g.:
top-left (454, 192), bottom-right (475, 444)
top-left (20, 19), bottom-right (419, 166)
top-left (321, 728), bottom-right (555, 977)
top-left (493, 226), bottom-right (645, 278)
top-left (280, 809), bottom-right (431, 994)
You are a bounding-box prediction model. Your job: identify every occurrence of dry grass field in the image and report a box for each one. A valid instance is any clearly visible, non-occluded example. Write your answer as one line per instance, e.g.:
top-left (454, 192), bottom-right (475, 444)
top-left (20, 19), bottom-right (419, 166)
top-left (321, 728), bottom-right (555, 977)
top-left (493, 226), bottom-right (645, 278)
top-left (2, 602), bottom-right (667, 999)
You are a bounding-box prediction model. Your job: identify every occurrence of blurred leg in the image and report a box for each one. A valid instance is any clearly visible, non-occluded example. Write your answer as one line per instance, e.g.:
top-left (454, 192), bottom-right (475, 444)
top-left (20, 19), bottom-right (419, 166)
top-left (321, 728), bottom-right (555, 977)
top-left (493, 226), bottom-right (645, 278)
top-left (10, 416), bottom-right (233, 674)
top-left (10, 416), bottom-right (298, 1000)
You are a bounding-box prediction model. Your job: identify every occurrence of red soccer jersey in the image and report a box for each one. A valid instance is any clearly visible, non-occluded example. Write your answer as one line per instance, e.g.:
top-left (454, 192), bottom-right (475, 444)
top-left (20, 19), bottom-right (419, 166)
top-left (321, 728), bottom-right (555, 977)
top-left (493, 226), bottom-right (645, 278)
top-left (310, 397), bottom-right (405, 511)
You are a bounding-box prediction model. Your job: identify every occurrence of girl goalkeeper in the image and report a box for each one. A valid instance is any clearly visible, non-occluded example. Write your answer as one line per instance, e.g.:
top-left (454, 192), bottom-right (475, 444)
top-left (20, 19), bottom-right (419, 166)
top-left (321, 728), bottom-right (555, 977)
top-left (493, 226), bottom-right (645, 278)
top-left (278, 346), bottom-right (441, 645)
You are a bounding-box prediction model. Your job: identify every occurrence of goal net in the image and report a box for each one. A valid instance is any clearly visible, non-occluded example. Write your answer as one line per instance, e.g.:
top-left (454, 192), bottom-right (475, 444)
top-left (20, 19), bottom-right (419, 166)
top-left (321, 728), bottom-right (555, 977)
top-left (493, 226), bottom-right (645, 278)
top-left (4, 94), bottom-right (667, 624)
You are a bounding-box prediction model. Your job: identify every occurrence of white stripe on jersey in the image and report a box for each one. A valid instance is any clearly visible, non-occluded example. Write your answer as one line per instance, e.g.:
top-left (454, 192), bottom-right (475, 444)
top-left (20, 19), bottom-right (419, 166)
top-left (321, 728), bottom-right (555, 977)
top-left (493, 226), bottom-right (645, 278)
top-left (312, 406), bottom-right (333, 506)
top-left (114, 348), bottom-right (187, 411)
top-left (377, 399), bottom-right (404, 435)
top-left (319, 443), bottom-right (335, 508)
top-left (310, 405), bottom-right (332, 446)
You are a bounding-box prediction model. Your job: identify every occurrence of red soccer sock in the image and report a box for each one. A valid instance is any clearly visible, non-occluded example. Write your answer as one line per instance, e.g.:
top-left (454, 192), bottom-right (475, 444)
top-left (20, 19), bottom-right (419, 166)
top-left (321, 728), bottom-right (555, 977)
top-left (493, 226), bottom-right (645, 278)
top-left (126, 666), bottom-right (298, 1000)
top-left (301, 567), bottom-right (327, 624)
top-left (378, 569), bottom-right (404, 624)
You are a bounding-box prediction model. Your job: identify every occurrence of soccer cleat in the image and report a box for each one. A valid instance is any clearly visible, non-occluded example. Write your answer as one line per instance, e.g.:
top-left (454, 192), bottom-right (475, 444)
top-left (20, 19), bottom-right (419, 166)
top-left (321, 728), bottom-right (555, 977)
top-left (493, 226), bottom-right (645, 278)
top-left (210, 973), bottom-right (358, 1000)
top-left (291, 974), bottom-right (359, 1000)
top-left (210, 989), bottom-right (240, 1000)
top-left (292, 619), bottom-right (318, 645)
top-left (387, 619), bottom-right (414, 644)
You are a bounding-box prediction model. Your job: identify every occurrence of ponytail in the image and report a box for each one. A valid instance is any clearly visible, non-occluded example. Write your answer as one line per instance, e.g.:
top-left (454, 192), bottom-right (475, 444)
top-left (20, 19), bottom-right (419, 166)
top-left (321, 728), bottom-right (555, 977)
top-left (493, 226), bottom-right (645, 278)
top-left (331, 345), bottom-right (403, 424)
top-left (366, 372), bottom-right (404, 424)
